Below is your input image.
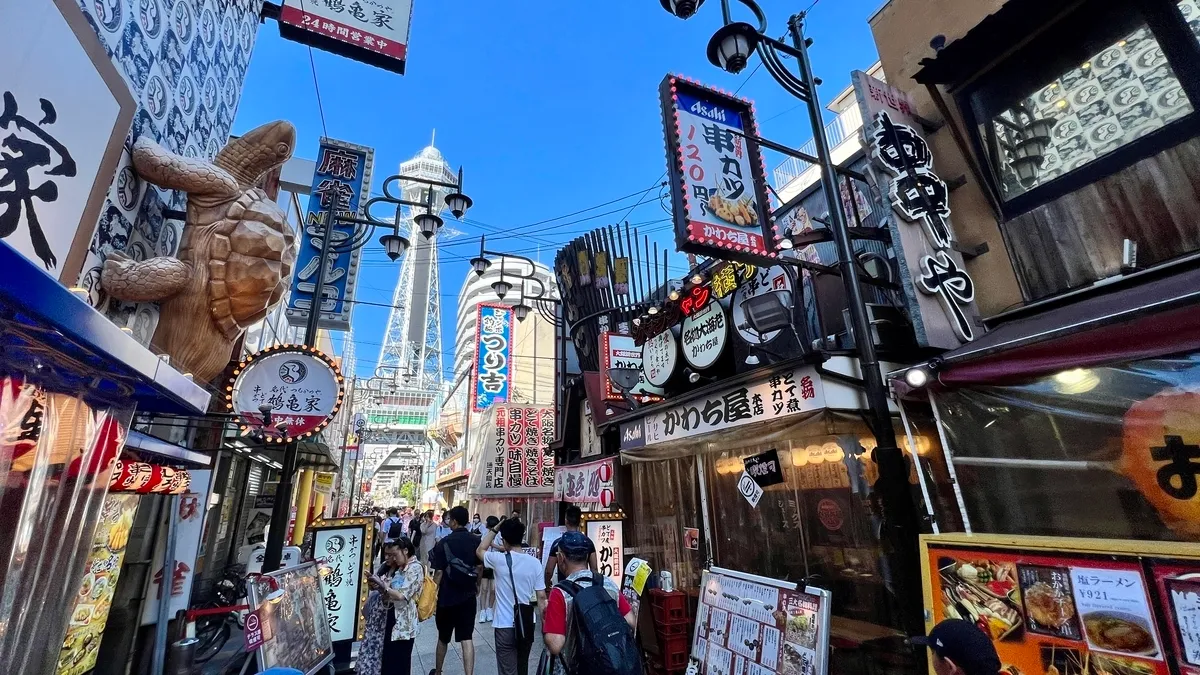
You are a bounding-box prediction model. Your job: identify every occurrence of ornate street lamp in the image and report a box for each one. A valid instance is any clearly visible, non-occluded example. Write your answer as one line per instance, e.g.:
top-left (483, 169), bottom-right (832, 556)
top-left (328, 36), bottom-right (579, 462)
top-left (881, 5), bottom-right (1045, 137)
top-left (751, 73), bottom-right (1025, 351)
top-left (707, 22), bottom-right (759, 73)
top-left (661, 0), bottom-right (705, 19)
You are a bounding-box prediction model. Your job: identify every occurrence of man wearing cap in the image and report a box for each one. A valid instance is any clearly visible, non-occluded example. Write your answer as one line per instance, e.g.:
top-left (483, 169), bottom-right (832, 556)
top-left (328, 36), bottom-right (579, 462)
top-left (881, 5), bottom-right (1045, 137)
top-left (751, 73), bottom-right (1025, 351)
top-left (543, 531), bottom-right (635, 664)
top-left (912, 619), bottom-right (1002, 675)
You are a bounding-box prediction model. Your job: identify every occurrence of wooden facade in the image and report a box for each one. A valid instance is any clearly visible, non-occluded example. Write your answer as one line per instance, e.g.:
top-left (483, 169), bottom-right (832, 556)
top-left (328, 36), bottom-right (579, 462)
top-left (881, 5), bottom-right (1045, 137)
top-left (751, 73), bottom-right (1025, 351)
top-left (1003, 134), bottom-right (1200, 300)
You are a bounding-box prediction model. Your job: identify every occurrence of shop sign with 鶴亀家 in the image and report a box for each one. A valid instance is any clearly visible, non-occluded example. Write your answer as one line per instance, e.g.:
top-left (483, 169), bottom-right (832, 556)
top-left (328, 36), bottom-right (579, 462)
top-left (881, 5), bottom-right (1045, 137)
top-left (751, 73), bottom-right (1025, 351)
top-left (472, 406), bottom-right (556, 497)
top-left (473, 303), bottom-right (513, 411)
top-left (659, 74), bottom-right (781, 265)
top-left (554, 456), bottom-right (616, 507)
top-left (285, 139), bottom-right (373, 332)
top-left (620, 366), bottom-right (824, 450)
top-left (853, 70), bottom-right (978, 348)
top-left (228, 345), bottom-right (345, 442)
top-left (278, 0), bottom-right (413, 75)
top-left (310, 517), bottom-right (374, 643)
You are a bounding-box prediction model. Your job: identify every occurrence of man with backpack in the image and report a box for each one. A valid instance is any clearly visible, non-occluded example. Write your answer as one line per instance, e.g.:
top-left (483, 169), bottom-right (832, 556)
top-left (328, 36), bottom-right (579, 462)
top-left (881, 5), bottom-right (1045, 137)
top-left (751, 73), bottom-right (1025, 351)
top-left (429, 506), bottom-right (482, 675)
top-left (543, 532), bottom-right (638, 675)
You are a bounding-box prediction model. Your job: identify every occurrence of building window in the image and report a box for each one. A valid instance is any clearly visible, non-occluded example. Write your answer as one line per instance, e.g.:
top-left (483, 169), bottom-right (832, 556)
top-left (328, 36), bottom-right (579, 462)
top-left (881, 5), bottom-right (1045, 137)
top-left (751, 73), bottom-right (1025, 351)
top-left (960, 0), bottom-right (1200, 214)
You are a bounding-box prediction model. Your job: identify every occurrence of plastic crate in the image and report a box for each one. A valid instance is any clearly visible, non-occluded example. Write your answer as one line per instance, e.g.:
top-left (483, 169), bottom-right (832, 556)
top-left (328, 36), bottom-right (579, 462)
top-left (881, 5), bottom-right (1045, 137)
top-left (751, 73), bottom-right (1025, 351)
top-left (649, 590), bottom-right (688, 623)
top-left (658, 634), bottom-right (691, 671)
top-left (654, 619), bottom-right (692, 638)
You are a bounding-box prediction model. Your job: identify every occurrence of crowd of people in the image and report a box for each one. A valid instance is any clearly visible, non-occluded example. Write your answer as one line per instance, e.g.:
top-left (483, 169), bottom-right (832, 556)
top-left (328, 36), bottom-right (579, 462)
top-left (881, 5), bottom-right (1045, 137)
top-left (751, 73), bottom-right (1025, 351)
top-left (352, 504), bottom-right (636, 675)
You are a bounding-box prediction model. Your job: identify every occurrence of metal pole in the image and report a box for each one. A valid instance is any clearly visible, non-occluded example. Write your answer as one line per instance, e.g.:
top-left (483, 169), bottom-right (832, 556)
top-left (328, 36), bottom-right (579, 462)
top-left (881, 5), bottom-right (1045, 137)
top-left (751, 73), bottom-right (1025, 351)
top-left (304, 219), bottom-right (335, 348)
top-left (263, 438), bottom-right (299, 572)
top-left (152, 494), bottom-right (181, 675)
top-left (789, 14), bottom-right (922, 633)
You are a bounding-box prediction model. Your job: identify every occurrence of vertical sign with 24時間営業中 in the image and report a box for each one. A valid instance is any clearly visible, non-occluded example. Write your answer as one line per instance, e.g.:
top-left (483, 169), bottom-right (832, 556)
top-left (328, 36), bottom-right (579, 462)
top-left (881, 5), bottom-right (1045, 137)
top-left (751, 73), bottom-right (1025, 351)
top-left (473, 304), bottom-right (513, 412)
top-left (660, 74), bottom-right (781, 265)
top-left (285, 139), bottom-right (374, 333)
top-left (278, 0), bottom-right (414, 75)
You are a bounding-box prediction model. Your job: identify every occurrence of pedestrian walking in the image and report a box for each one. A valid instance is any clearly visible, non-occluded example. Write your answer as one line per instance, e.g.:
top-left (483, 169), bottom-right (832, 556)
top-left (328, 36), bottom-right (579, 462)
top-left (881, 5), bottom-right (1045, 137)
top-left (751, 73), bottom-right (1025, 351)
top-left (429, 506), bottom-right (481, 675)
top-left (359, 537), bottom-right (422, 675)
top-left (477, 518), bottom-right (545, 675)
top-left (911, 619), bottom-right (1001, 675)
top-left (543, 506), bottom-right (598, 588)
top-left (419, 511), bottom-right (437, 564)
top-left (477, 515), bottom-right (501, 623)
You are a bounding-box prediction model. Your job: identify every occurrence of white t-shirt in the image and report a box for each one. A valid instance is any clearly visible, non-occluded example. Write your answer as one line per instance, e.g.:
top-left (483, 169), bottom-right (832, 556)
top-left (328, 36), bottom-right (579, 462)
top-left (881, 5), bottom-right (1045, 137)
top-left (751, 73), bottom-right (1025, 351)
top-left (484, 549), bottom-right (546, 629)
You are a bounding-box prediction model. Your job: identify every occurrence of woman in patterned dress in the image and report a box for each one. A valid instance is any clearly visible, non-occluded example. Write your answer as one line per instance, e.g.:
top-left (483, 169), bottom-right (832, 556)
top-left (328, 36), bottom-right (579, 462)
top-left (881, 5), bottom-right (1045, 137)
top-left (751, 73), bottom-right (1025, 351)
top-left (370, 536), bottom-right (424, 675)
top-left (358, 545), bottom-right (399, 675)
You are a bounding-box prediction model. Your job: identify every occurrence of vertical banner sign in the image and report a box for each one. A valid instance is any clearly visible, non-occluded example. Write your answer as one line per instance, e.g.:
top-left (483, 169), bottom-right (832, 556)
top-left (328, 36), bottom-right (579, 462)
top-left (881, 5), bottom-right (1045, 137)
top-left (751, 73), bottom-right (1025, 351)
top-left (587, 521), bottom-right (624, 587)
top-left (141, 470), bottom-right (214, 626)
top-left (312, 518), bottom-right (373, 642)
top-left (473, 304), bottom-right (514, 412)
top-left (660, 75), bottom-right (779, 264)
top-left (613, 257), bottom-right (630, 295)
top-left (286, 139), bottom-right (374, 332)
top-left (474, 406), bottom-right (556, 497)
top-left (577, 249), bottom-right (592, 286)
top-left (278, 0), bottom-right (414, 75)
top-left (594, 252), bottom-right (610, 290)
top-left (852, 70), bottom-right (977, 348)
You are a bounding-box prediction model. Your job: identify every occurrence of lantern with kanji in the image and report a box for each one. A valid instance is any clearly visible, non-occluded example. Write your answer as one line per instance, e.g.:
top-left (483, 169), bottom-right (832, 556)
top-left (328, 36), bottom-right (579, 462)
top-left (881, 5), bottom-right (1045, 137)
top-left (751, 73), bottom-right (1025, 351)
top-left (1121, 387), bottom-right (1200, 537)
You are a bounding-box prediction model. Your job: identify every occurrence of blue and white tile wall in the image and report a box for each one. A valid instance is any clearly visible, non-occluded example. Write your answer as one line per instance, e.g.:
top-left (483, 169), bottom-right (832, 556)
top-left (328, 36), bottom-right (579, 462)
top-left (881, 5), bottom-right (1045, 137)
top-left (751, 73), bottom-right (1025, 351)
top-left (73, 0), bottom-right (264, 347)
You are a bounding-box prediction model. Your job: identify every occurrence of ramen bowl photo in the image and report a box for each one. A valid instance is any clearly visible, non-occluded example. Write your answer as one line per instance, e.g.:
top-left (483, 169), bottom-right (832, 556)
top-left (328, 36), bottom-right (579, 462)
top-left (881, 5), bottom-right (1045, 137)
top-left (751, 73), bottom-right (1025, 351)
top-left (1081, 611), bottom-right (1158, 657)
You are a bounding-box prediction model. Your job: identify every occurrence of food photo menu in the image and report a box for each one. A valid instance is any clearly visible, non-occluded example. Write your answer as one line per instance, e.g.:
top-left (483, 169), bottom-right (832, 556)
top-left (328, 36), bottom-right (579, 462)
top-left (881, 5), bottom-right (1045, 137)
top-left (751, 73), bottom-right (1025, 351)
top-left (690, 568), bottom-right (829, 675)
top-left (927, 540), bottom-right (1200, 675)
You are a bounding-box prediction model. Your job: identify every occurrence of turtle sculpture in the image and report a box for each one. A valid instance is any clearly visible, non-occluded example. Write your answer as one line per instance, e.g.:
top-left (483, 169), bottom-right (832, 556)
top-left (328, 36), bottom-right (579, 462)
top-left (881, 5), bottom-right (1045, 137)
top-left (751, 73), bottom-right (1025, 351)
top-left (102, 120), bottom-right (298, 384)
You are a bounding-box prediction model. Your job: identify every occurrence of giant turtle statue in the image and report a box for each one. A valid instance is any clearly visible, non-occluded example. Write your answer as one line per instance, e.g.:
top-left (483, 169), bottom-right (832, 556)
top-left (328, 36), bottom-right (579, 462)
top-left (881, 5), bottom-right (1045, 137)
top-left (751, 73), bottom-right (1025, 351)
top-left (102, 121), bottom-right (298, 383)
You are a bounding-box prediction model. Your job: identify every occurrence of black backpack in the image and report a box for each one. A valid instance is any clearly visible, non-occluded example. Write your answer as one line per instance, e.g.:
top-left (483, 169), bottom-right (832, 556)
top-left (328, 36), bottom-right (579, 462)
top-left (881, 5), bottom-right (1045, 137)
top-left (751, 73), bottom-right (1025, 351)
top-left (441, 539), bottom-right (479, 585)
top-left (558, 573), bottom-right (641, 675)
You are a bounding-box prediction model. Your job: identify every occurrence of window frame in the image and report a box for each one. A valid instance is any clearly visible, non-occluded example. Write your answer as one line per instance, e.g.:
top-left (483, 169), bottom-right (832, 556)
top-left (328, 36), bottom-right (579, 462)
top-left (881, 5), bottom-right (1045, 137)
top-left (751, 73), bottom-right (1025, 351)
top-left (955, 0), bottom-right (1200, 220)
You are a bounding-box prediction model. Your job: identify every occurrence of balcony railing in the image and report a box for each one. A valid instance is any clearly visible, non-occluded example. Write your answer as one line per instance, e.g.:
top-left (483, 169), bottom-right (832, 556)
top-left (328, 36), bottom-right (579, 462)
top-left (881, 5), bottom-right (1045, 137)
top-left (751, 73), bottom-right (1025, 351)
top-left (772, 105), bottom-right (864, 188)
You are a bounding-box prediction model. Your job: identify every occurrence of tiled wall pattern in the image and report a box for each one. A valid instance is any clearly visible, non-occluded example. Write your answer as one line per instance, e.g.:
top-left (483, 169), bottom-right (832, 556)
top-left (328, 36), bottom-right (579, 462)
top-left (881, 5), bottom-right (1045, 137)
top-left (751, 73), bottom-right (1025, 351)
top-left (996, 0), bottom-right (1200, 196)
top-left (73, 0), bottom-right (264, 347)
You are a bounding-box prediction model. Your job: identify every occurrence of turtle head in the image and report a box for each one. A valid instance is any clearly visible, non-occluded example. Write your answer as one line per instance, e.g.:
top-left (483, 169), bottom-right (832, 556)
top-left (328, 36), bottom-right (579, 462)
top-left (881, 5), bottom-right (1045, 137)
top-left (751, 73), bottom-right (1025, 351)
top-left (214, 120), bottom-right (296, 188)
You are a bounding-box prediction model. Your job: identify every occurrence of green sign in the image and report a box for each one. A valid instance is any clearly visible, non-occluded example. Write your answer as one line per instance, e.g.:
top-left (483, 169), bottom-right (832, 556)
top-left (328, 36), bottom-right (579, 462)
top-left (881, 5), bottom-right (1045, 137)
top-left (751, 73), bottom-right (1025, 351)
top-left (367, 412), bottom-right (428, 426)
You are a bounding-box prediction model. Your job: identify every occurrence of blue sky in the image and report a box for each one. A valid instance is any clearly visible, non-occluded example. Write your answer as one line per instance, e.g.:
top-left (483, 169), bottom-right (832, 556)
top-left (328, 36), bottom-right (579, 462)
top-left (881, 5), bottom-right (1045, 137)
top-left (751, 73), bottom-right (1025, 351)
top-left (233, 0), bottom-right (884, 380)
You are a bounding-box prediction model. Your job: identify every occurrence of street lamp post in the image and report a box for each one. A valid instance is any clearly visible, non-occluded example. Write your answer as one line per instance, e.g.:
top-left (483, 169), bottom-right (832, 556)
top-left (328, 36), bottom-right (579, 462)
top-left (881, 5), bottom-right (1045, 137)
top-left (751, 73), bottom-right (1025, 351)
top-left (469, 237), bottom-right (561, 325)
top-left (660, 0), bottom-right (923, 632)
top-left (262, 168), bottom-right (473, 572)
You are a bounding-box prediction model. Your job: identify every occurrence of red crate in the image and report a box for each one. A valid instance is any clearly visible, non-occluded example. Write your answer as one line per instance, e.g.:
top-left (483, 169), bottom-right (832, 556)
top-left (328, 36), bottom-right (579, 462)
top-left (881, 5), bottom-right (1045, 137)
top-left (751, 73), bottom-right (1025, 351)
top-left (658, 634), bottom-right (691, 671)
top-left (649, 590), bottom-right (688, 623)
top-left (654, 619), bottom-right (692, 638)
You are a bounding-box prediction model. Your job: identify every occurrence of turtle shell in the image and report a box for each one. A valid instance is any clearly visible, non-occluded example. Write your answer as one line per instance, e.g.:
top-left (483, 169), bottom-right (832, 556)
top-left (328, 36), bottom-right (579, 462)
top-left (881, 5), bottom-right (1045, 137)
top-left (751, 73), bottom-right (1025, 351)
top-left (207, 187), bottom-right (298, 339)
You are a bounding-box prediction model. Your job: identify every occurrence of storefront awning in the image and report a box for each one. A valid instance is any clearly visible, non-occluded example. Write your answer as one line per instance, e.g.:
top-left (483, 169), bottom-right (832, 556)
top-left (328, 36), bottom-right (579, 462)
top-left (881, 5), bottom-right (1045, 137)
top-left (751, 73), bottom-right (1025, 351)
top-left (126, 430), bottom-right (211, 467)
top-left (920, 260), bottom-right (1200, 386)
top-left (0, 243), bottom-right (210, 415)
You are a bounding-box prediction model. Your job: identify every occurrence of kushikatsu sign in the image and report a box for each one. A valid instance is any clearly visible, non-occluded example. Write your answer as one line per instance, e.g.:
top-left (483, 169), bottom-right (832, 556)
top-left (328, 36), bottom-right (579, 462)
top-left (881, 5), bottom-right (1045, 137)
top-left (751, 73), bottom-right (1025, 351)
top-left (660, 74), bottom-right (781, 265)
top-left (228, 345), bottom-right (345, 443)
top-left (278, 0), bottom-right (413, 75)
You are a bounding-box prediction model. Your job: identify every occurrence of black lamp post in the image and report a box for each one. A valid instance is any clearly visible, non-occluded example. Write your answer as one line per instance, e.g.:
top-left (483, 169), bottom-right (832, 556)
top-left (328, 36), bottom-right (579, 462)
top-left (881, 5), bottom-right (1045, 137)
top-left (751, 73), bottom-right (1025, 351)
top-left (470, 236), bottom-right (561, 325)
top-left (660, 0), bottom-right (923, 633)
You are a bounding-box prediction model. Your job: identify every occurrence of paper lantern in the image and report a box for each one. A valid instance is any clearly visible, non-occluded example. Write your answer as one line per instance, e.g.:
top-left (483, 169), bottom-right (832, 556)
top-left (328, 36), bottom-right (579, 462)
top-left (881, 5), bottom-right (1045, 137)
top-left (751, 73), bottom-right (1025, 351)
top-left (1121, 388), bottom-right (1200, 536)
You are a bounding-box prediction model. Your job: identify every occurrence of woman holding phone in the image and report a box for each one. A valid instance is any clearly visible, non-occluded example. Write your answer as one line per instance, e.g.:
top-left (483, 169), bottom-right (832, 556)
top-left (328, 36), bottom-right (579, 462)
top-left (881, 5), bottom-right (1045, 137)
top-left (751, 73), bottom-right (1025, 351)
top-left (360, 537), bottom-right (424, 675)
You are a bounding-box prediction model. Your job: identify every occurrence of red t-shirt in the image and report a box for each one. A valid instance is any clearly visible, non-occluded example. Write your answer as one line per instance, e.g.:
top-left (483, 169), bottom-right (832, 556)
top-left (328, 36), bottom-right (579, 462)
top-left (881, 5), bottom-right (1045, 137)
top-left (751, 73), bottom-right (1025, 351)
top-left (544, 577), bottom-right (632, 635)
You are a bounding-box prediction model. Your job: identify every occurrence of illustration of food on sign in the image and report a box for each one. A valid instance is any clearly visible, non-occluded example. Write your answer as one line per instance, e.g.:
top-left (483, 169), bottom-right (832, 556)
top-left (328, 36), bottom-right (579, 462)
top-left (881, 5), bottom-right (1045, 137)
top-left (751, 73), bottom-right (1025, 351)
top-left (107, 510), bottom-right (133, 551)
top-left (709, 190), bottom-right (757, 228)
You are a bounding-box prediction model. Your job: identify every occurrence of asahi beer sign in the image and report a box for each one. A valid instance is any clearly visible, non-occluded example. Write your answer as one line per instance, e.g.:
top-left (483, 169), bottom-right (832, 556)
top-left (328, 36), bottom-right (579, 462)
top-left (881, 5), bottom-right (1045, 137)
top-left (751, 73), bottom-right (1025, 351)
top-left (3, 1), bottom-right (135, 284)
top-left (602, 332), bottom-right (665, 403)
top-left (621, 366), bottom-right (825, 449)
top-left (853, 70), bottom-right (978, 347)
top-left (681, 300), bottom-right (728, 370)
top-left (286, 139), bottom-right (373, 332)
top-left (229, 346), bottom-right (344, 441)
top-left (473, 303), bottom-right (513, 412)
top-left (279, 0), bottom-right (413, 75)
top-left (660, 75), bottom-right (780, 264)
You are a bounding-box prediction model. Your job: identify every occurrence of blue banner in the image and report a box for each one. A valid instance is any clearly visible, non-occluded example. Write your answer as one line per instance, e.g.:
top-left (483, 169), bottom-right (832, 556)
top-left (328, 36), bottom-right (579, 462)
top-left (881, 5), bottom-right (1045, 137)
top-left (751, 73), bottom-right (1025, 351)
top-left (473, 304), bottom-right (513, 411)
top-left (285, 138), bottom-right (374, 332)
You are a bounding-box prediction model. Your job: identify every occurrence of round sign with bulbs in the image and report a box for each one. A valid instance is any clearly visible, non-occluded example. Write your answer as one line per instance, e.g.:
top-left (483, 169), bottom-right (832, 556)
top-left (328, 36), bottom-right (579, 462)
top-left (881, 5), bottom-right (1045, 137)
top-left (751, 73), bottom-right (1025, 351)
top-left (641, 328), bottom-right (678, 388)
top-left (228, 345), bottom-right (345, 443)
top-left (681, 300), bottom-right (728, 370)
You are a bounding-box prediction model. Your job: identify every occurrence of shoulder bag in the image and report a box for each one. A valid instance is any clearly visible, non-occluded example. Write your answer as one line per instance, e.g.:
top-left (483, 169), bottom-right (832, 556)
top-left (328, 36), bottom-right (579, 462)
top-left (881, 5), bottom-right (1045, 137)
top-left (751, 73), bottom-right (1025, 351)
top-left (506, 551), bottom-right (537, 642)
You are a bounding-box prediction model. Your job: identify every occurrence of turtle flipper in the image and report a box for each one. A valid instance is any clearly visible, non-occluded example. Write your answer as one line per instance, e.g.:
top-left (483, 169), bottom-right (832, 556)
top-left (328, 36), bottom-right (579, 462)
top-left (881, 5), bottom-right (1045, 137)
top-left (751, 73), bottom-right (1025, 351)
top-left (101, 251), bottom-right (192, 302)
top-left (131, 137), bottom-right (240, 200)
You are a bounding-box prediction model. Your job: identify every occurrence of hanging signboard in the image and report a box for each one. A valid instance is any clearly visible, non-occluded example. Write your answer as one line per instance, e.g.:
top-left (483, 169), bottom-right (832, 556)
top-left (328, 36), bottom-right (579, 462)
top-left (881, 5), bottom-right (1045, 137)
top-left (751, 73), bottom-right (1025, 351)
top-left (311, 517), bottom-right (374, 643)
top-left (108, 460), bottom-right (192, 494)
top-left (436, 452), bottom-right (467, 485)
top-left (690, 567), bottom-right (832, 675)
top-left (580, 400), bottom-right (602, 459)
top-left (743, 449), bottom-right (785, 488)
top-left (285, 138), bottom-right (373, 332)
top-left (57, 493), bottom-right (140, 675)
top-left (620, 366), bottom-right (825, 450)
top-left (3, 0), bottom-right (135, 285)
top-left (852, 70), bottom-right (978, 348)
top-left (681, 300), bottom-right (728, 370)
top-left (601, 332), bottom-right (665, 403)
top-left (587, 520), bottom-right (624, 587)
top-left (641, 328), bottom-right (678, 388)
top-left (660, 74), bottom-right (781, 265)
top-left (613, 257), bottom-right (630, 295)
top-left (922, 533), bottom-right (1200, 675)
top-left (554, 456), bottom-right (616, 506)
top-left (278, 0), bottom-right (413, 76)
top-left (472, 406), bottom-right (556, 497)
top-left (249, 562), bottom-right (334, 675)
top-left (473, 303), bottom-right (514, 412)
top-left (228, 345), bottom-right (345, 442)
top-left (141, 470), bottom-right (213, 626)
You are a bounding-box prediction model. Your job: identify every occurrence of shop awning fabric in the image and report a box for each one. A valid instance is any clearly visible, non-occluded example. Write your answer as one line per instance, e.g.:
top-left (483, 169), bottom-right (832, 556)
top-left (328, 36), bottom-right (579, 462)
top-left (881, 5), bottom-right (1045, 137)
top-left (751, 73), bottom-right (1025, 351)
top-left (925, 259), bottom-right (1200, 386)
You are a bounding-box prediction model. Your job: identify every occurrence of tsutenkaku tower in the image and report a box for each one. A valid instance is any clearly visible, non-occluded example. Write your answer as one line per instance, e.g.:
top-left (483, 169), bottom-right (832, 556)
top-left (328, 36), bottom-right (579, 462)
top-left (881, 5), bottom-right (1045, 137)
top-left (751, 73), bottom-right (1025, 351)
top-left (375, 138), bottom-right (455, 392)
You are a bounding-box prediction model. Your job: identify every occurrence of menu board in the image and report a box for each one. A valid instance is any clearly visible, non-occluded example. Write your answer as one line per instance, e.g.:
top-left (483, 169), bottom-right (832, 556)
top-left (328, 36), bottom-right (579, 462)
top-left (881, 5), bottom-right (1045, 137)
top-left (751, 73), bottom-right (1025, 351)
top-left (57, 494), bottom-right (140, 675)
top-left (249, 562), bottom-right (334, 675)
top-left (310, 517), bottom-right (373, 643)
top-left (690, 567), bottom-right (830, 675)
top-left (925, 537), bottom-right (1200, 675)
